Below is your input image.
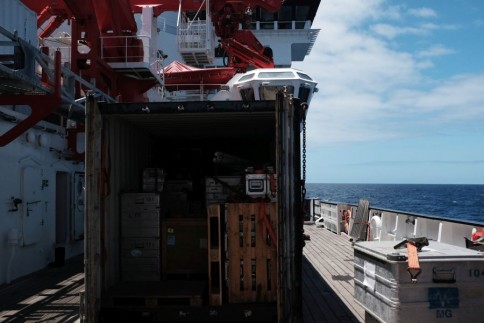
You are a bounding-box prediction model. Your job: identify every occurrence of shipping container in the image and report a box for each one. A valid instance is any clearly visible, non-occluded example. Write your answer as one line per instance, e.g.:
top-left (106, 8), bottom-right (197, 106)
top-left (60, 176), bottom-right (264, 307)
top-left (83, 92), bottom-right (306, 322)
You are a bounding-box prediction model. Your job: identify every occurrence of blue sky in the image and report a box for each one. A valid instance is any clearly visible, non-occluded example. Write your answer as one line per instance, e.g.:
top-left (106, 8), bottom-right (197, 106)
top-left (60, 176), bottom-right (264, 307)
top-left (293, 0), bottom-right (484, 184)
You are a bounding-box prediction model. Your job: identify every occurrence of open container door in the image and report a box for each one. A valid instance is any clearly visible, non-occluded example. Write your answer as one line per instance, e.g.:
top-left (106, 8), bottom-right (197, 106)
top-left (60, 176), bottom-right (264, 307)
top-left (276, 91), bottom-right (304, 323)
top-left (84, 93), bottom-right (103, 323)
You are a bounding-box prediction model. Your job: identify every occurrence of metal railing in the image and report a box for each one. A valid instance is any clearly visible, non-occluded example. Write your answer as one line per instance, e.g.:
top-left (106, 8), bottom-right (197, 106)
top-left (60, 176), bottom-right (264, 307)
top-left (307, 198), bottom-right (484, 248)
top-left (153, 83), bottom-right (224, 102)
top-left (100, 35), bottom-right (153, 63)
top-left (178, 19), bottom-right (211, 50)
top-left (246, 20), bottom-right (312, 30)
top-left (0, 25), bottom-right (114, 108)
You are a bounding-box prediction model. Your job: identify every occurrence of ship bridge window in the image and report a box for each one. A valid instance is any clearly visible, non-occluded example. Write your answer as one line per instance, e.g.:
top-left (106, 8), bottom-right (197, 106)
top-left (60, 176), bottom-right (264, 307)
top-left (295, 6), bottom-right (310, 28)
top-left (278, 6), bottom-right (293, 29)
top-left (298, 86), bottom-right (311, 103)
top-left (240, 87), bottom-right (255, 102)
top-left (259, 85), bottom-right (294, 100)
top-left (258, 71), bottom-right (295, 79)
top-left (296, 72), bottom-right (313, 81)
top-left (238, 73), bottom-right (255, 82)
top-left (260, 9), bottom-right (275, 29)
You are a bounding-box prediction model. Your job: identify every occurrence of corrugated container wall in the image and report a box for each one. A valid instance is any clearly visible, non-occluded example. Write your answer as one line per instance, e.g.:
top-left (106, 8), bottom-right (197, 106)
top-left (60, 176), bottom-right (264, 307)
top-left (102, 116), bottom-right (152, 289)
top-left (0, 0), bottom-right (38, 55)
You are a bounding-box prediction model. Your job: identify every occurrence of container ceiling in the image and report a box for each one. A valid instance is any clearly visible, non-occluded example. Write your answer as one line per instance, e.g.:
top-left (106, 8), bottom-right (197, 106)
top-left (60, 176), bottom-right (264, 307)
top-left (99, 101), bottom-right (277, 140)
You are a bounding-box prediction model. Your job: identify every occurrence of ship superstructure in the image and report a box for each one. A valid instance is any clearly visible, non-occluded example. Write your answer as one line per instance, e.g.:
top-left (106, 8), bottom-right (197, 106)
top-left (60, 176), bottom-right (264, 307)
top-left (0, 0), bottom-right (320, 288)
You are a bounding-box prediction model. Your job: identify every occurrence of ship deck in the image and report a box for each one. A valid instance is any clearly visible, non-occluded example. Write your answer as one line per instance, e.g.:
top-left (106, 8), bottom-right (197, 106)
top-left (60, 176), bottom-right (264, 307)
top-left (302, 224), bottom-right (364, 323)
top-left (0, 255), bottom-right (84, 323)
top-left (0, 225), bottom-right (364, 323)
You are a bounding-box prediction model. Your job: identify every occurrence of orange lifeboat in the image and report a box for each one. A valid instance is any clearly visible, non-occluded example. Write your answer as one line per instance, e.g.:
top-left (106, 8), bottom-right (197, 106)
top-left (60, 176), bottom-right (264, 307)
top-left (162, 61), bottom-right (236, 91)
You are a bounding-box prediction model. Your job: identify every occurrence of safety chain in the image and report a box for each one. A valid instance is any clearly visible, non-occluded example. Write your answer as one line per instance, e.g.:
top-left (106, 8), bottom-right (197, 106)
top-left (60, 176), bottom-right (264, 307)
top-left (300, 104), bottom-right (309, 235)
top-left (301, 108), bottom-right (307, 201)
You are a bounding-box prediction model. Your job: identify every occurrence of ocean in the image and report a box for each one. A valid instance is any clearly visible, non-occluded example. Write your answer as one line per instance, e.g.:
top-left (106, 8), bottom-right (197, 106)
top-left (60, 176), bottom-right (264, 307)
top-left (306, 183), bottom-right (484, 224)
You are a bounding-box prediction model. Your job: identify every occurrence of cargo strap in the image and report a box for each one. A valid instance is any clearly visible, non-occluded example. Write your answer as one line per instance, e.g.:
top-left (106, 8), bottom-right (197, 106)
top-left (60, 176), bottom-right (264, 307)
top-left (406, 242), bottom-right (421, 284)
top-left (258, 203), bottom-right (277, 247)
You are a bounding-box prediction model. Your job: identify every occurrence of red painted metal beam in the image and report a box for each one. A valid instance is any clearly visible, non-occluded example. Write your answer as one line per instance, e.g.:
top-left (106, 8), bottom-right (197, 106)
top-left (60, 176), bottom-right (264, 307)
top-left (39, 15), bottom-right (67, 39)
top-left (93, 0), bottom-right (138, 35)
top-left (129, 0), bottom-right (282, 16)
top-left (0, 95), bottom-right (61, 147)
top-left (0, 51), bottom-right (62, 147)
top-left (221, 30), bottom-right (274, 71)
top-left (21, 0), bottom-right (72, 38)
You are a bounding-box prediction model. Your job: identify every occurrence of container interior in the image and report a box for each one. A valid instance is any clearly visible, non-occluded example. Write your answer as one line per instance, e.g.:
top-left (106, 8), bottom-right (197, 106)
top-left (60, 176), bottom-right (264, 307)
top-left (97, 103), bottom-right (279, 320)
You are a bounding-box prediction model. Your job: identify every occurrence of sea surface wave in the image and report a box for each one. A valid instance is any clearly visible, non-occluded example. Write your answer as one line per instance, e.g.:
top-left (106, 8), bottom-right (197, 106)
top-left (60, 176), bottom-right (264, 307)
top-left (306, 183), bottom-right (484, 223)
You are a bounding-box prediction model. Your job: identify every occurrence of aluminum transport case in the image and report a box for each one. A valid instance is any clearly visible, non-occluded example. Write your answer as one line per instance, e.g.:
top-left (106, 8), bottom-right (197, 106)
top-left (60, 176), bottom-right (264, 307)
top-left (354, 240), bottom-right (484, 323)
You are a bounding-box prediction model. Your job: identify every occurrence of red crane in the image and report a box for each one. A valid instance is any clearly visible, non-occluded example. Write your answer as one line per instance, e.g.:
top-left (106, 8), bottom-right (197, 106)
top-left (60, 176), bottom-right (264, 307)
top-left (21, 0), bottom-right (283, 98)
top-left (209, 1), bottom-right (280, 71)
top-left (7, 0), bottom-right (282, 153)
top-left (22, 0), bottom-right (153, 102)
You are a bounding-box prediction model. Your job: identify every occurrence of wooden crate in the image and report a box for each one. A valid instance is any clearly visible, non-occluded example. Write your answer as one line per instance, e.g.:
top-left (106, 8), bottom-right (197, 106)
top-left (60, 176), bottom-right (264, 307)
top-left (226, 203), bottom-right (277, 303)
top-left (207, 204), bottom-right (222, 305)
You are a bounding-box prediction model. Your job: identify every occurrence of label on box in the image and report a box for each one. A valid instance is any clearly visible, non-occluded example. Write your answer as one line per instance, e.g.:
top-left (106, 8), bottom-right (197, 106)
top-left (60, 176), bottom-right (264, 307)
top-left (428, 288), bottom-right (459, 309)
top-left (363, 260), bottom-right (376, 291)
top-left (167, 235), bottom-right (176, 246)
top-left (130, 249), bottom-right (143, 257)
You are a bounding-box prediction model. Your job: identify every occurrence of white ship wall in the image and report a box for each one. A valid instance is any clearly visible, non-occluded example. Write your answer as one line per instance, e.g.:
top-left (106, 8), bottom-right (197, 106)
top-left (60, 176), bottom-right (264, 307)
top-left (0, 114), bottom-right (84, 286)
top-left (154, 12), bottom-right (313, 69)
top-left (254, 29), bottom-right (315, 67)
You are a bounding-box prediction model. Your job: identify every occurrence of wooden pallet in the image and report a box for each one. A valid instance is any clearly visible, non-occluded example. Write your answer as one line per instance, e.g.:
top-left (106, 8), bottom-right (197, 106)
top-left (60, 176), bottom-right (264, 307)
top-left (107, 281), bottom-right (205, 308)
top-left (226, 203), bottom-right (277, 303)
top-left (207, 204), bottom-right (223, 306)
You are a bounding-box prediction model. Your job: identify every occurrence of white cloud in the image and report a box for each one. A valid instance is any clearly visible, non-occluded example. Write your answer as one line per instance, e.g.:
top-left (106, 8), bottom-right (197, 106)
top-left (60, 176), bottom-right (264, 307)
top-left (295, 0), bottom-right (484, 148)
top-left (416, 44), bottom-right (456, 57)
top-left (411, 74), bottom-right (484, 120)
top-left (408, 7), bottom-right (437, 18)
top-left (371, 23), bottom-right (428, 38)
top-left (420, 22), bottom-right (460, 31)
top-left (370, 22), bottom-right (459, 39)
top-left (313, 0), bottom-right (383, 27)
top-left (474, 19), bottom-right (484, 27)
top-left (379, 5), bottom-right (404, 20)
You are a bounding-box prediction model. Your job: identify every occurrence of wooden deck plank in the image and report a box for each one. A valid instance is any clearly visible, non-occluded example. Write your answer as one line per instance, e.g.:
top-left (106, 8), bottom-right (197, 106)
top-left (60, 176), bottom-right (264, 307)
top-left (302, 258), bottom-right (342, 322)
top-left (302, 224), bottom-right (365, 322)
top-left (0, 256), bottom-right (83, 323)
top-left (305, 247), bottom-right (356, 306)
